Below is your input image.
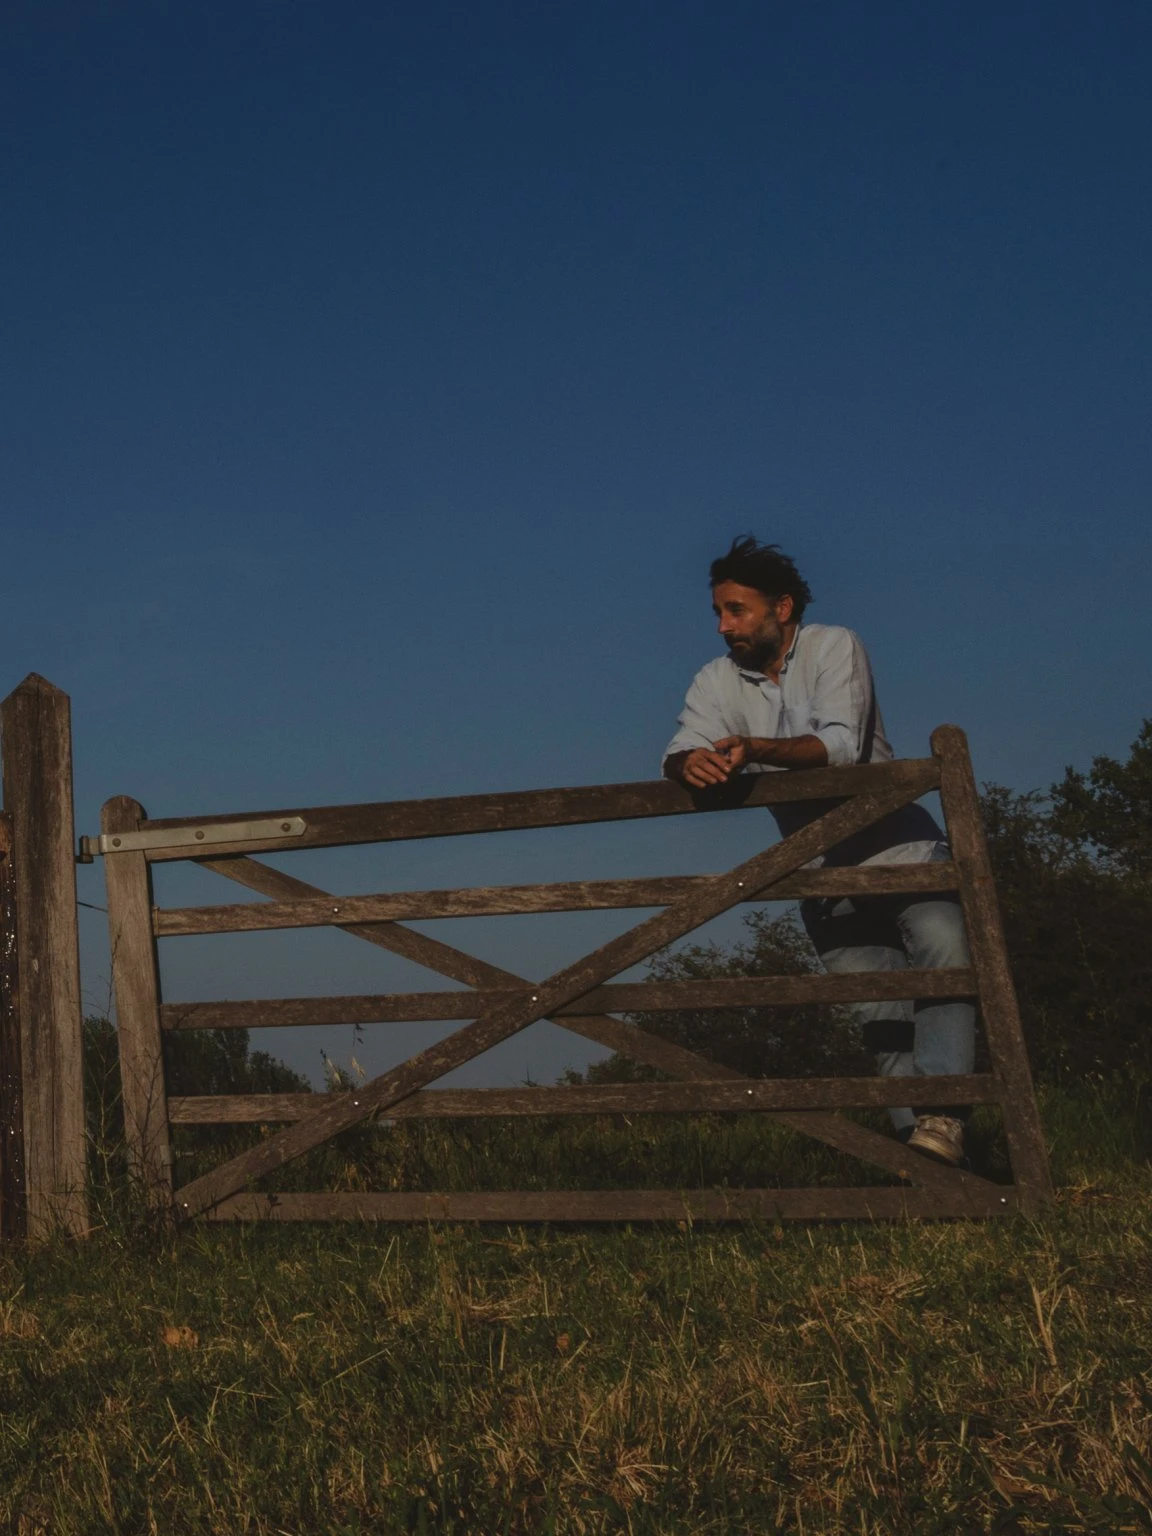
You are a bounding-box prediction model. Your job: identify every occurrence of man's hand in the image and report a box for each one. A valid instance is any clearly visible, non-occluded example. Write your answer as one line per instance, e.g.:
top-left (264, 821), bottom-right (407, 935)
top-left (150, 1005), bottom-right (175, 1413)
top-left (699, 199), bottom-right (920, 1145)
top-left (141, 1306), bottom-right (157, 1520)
top-left (665, 737), bottom-right (749, 788)
top-left (711, 735), bottom-right (751, 772)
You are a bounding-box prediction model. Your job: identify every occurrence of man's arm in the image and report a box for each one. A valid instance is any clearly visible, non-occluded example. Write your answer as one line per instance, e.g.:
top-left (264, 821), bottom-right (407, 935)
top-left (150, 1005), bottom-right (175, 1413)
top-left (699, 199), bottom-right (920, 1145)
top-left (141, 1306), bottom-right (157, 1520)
top-left (662, 658), bottom-right (837, 788)
top-left (806, 628), bottom-right (875, 767)
top-left (662, 666), bottom-right (738, 787)
top-left (707, 631), bottom-right (874, 775)
top-left (714, 734), bottom-right (828, 770)
top-left (663, 732), bottom-right (828, 788)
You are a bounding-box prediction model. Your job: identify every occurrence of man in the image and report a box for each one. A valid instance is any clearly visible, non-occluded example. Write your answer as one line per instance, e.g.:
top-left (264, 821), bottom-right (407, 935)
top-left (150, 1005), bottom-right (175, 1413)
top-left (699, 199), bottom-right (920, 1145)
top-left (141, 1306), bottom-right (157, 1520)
top-left (662, 535), bottom-right (975, 1166)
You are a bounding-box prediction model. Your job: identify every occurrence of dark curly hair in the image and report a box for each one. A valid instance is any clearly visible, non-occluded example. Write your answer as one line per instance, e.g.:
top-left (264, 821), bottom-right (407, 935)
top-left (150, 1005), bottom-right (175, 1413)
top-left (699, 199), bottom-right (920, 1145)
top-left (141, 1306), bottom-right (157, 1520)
top-left (709, 535), bottom-right (813, 622)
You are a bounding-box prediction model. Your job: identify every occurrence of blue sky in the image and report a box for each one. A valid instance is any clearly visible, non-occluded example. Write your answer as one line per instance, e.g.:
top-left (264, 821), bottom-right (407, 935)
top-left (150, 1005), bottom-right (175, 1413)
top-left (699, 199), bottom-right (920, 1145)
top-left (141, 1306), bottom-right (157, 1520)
top-left (4, 2), bottom-right (1150, 1087)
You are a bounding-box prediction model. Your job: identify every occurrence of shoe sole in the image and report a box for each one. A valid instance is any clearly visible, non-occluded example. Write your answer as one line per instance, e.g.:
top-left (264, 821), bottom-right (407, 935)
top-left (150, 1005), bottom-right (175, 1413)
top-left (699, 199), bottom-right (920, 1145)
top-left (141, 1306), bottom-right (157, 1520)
top-left (907, 1134), bottom-right (966, 1168)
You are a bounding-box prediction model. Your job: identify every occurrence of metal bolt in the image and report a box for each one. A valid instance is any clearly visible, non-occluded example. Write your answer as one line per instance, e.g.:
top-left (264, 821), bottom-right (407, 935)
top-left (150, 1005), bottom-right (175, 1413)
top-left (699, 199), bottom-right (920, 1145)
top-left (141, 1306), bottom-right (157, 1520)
top-left (112, 837), bottom-right (122, 848)
top-left (194, 830), bottom-right (205, 841)
top-left (280, 822), bottom-right (292, 833)
top-left (353, 1100), bottom-right (359, 1106)
top-left (332, 906), bottom-right (340, 914)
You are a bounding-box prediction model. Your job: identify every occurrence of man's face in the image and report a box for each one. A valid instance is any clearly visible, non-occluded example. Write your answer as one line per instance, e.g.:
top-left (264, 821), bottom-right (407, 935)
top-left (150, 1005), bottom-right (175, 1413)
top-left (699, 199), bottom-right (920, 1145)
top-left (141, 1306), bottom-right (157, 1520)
top-left (712, 580), bottom-right (795, 673)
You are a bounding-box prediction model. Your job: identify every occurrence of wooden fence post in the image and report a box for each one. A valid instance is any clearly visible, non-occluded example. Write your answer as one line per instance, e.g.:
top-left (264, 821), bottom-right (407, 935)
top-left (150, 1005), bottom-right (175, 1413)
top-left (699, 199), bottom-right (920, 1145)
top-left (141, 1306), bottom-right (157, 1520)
top-left (0, 812), bottom-right (26, 1238)
top-left (933, 724), bottom-right (1053, 1211)
top-left (0, 675), bottom-right (89, 1238)
top-left (102, 797), bottom-right (172, 1207)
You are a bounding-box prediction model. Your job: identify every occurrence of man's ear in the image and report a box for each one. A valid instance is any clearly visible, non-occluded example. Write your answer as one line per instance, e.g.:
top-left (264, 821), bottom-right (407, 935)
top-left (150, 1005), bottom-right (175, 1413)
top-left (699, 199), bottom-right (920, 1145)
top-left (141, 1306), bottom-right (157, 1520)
top-left (774, 594), bottom-right (795, 624)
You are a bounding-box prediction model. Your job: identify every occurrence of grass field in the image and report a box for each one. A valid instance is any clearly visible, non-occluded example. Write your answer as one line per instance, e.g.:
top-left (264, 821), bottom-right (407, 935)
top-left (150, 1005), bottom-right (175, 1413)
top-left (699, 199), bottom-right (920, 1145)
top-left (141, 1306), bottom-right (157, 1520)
top-left (2, 1083), bottom-right (1151, 1534)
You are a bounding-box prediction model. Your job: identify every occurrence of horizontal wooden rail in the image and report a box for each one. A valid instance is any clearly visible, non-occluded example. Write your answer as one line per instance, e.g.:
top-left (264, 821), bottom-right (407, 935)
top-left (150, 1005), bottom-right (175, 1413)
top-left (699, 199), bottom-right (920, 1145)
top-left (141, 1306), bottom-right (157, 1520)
top-left (201, 1184), bottom-right (1017, 1222)
top-left (134, 758), bottom-right (939, 861)
top-left (160, 967), bottom-right (977, 1032)
top-left (168, 1072), bottom-right (998, 1123)
top-left (155, 862), bottom-right (959, 937)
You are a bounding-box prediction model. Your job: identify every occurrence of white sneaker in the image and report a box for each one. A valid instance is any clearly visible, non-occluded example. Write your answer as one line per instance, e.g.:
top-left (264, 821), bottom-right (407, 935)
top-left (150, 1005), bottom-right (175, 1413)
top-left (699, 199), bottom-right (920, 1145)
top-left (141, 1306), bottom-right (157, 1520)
top-left (907, 1114), bottom-right (966, 1167)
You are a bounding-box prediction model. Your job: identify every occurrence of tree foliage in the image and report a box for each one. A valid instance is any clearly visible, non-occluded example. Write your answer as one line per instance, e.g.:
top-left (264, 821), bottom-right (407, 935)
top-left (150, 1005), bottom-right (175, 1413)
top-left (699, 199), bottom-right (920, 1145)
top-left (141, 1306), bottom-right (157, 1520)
top-left (83, 1015), bottom-right (309, 1151)
top-left (163, 1028), bottom-right (311, 1098)
top-left (1049, 718), bottom-right (1152, 883)
top-left (982, 719), bottom-right (1152, 1081)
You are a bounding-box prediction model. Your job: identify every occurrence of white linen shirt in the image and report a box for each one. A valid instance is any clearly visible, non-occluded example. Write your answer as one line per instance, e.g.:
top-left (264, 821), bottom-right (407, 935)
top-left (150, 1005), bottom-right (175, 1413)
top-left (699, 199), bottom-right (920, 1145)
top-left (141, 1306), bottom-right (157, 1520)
top-left (663, 623), bottom-right (942, 867)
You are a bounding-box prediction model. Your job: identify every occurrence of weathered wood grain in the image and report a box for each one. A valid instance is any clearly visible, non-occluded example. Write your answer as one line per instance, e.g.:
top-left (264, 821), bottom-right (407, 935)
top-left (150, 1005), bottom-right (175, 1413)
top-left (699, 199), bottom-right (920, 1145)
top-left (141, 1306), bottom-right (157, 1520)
top-left (172, 771), bottom-right (944, 1217)
top-left (934, 725), bottom-right (1053, 1211)
top-left (201, 1184), bottom-right (1016, 1223)
top-left (102, 798), bottom-right (172, 1208)
top-left (0, 814), bottom-right (25, 1238)
top-left (139, 758), bottom-right (940, 861)
top-left (0, 676), bottom-right (88, 1238)
top-left (168, 1073), bottom-right (997, 1121)
top-left (156, 862), bottom-right (960, 935)
top-left (160, 967), bottom-right (978, 1032)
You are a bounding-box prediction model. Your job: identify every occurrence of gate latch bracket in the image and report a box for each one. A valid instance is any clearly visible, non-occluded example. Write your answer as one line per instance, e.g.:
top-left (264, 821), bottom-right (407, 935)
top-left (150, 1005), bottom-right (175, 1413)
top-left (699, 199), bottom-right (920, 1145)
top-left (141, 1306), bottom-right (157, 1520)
top-left (78, 815), bottom-right (307, 861)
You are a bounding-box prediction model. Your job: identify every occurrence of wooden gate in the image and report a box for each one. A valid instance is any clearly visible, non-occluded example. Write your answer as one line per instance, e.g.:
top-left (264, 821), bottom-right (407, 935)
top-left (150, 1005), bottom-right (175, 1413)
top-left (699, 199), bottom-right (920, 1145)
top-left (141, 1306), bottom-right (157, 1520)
top-left (94, 725), bottom-right (1052, 1224)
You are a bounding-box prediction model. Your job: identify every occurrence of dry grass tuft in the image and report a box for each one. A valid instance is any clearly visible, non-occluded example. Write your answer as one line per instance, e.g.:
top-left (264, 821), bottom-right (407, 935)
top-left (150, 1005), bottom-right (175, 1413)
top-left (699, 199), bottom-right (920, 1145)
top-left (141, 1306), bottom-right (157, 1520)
top-left (160, 1324), bottom-right (199, 1349)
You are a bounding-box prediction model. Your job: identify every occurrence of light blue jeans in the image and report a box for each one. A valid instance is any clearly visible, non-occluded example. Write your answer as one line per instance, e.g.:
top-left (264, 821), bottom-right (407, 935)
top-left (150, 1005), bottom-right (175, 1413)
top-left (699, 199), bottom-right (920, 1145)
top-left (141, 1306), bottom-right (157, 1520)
top-left (799, 845), bottom-right (976, 1131)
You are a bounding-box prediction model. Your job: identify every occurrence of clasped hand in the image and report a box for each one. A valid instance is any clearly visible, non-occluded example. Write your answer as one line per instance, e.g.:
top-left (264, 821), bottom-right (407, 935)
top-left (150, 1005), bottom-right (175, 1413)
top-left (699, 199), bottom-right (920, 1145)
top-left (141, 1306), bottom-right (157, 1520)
top-left (679, 735), bottom-right (751, 787)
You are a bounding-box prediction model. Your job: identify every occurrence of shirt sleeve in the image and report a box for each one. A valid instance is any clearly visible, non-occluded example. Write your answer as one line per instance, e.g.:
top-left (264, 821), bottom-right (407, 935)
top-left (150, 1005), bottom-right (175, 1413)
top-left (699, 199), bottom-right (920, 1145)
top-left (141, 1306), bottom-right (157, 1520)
top-left (808, 629), bottom-right (876, 767)
top-left (661, 667), bottom-right (731, 769)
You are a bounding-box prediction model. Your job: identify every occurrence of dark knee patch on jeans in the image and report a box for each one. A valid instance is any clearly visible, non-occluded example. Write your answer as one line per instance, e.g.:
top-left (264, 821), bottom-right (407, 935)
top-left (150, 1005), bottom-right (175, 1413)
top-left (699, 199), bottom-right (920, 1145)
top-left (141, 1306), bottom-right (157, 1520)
top-left (802, 900), bottom-right (900, 952)
top-left (862, 1018), bottom-right (915, 1053)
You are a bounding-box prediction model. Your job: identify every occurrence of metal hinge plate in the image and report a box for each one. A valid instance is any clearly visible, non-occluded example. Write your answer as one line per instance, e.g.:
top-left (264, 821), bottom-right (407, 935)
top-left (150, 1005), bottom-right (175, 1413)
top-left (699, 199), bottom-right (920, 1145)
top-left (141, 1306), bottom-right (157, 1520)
top-left (79, 815), bottom-right (307, 860)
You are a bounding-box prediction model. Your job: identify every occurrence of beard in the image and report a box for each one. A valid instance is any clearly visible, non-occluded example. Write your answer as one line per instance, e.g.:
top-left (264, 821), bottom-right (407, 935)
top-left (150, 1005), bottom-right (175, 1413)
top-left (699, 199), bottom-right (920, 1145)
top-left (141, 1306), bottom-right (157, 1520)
top-left (726, 621), bottom-right (783, 672)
